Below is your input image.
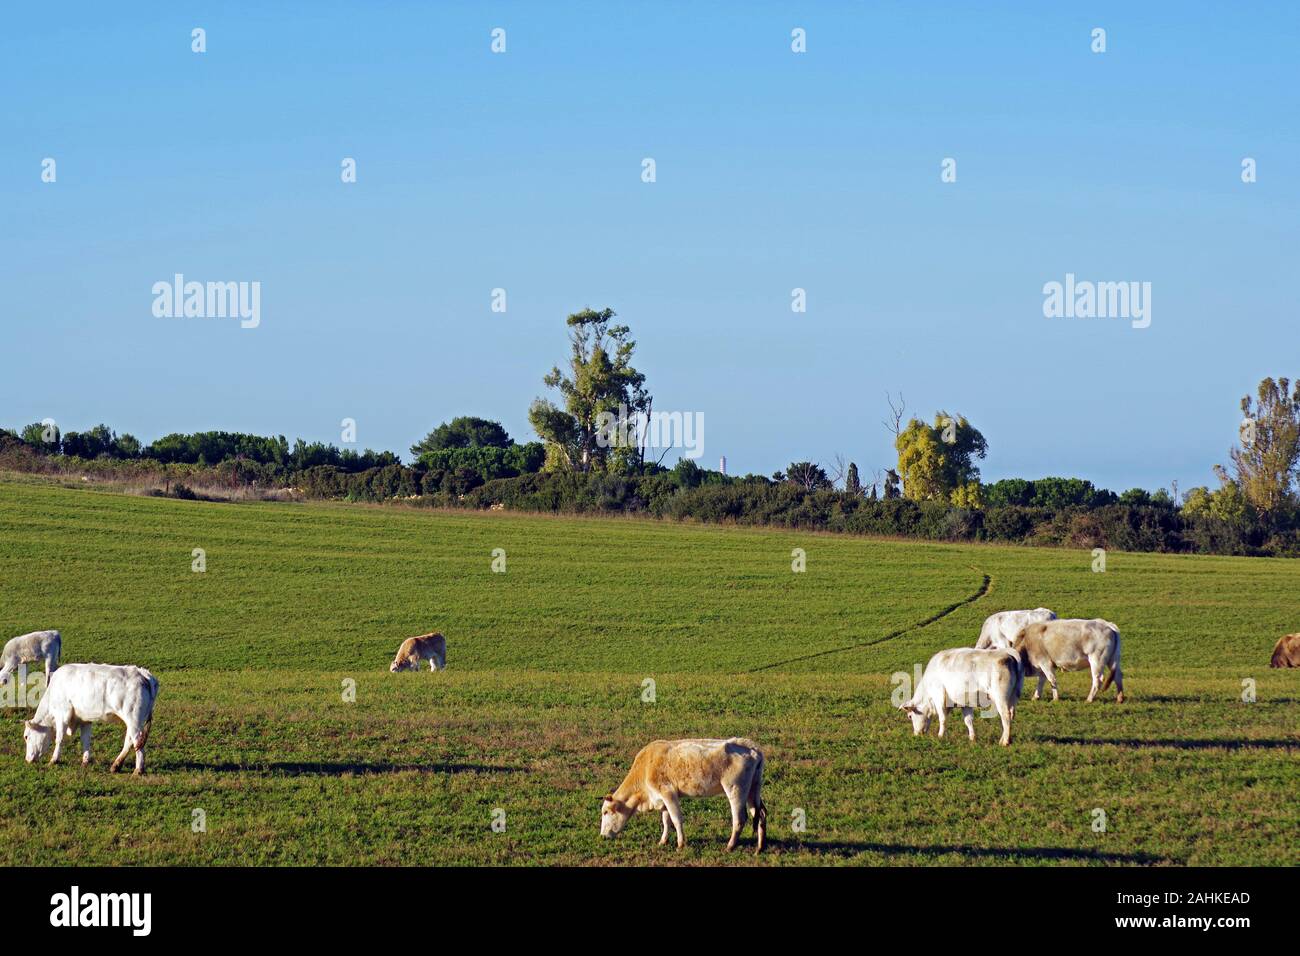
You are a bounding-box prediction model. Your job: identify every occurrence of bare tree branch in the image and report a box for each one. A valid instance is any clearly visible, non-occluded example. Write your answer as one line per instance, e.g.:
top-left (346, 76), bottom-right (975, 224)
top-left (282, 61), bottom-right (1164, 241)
top-left (828, 453), bottom-right (848, 487)
top-left (883, 391), bottom-right (906, 438)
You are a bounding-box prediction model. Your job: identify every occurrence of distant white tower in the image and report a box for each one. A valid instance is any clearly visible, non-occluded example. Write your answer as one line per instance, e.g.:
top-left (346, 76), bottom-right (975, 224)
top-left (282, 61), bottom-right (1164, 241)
top-left (720, 456), bottom-right (727, 475)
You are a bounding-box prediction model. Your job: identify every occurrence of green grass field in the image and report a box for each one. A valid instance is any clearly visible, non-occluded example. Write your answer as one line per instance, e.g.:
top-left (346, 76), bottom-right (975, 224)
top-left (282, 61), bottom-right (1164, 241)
top-left (0, 476), bottom-right (1296, 866)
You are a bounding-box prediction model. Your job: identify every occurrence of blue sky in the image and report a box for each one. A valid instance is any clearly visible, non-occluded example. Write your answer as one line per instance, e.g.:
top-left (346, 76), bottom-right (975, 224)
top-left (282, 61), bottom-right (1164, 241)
top-left (3, 2), bottom-right (1298, 492)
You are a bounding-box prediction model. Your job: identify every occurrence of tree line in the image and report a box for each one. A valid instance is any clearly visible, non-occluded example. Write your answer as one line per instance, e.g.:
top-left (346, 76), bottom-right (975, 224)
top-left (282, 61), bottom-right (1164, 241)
top-left (5, 308), bottom-right (1300, 557)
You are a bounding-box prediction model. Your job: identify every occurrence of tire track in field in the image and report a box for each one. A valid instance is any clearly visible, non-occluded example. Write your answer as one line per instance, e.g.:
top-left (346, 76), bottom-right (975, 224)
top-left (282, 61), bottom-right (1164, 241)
top-left (744, 566), bottom-right (991, 673)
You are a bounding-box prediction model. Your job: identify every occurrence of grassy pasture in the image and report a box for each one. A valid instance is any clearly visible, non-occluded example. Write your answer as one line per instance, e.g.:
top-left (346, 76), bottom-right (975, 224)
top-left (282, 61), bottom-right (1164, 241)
top-left (0, 477), bottom-right (1296, 866)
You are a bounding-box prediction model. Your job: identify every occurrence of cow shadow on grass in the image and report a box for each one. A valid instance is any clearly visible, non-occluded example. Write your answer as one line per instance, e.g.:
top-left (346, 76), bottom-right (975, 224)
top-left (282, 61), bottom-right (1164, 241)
top-left (1039, 735), bottom-right (1297, 751)
top-left (167, 760), bottom-right (526, 777)
top-left (769, 839), bottom-right (1169, 864)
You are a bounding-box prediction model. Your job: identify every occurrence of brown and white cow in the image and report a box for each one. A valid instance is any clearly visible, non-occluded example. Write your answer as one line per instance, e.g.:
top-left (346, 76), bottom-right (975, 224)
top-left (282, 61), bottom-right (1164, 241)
top-left (600, 738), bottom-right (767, 853)
top-left (1013, 618), bottom-right (1124, 703)
top-left (389, 632), bottom-right (446, 672)
top-left (1270, 633), bottom-right (1300, 668)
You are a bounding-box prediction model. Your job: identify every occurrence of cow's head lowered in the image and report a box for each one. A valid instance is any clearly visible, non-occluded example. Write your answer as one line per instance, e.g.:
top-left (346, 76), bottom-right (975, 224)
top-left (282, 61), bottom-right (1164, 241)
top-left (22, 720), bottom-right (54, 763)
top-left (600, 794), bottom-right (633, 838)
top-left (898, 700), bottom-right (932, 736)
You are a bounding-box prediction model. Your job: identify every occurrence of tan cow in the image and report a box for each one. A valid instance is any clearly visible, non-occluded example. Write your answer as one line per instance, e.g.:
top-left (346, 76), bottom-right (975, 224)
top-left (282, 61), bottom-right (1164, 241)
top-left (600, 738), bottom-right (767, 853)
top-left (389, 632), bottom-right (446, 672)
top-left (1271, 633), bottom-right (1300, 668)
top-left (1014, 618), bottom-right (1124, 703)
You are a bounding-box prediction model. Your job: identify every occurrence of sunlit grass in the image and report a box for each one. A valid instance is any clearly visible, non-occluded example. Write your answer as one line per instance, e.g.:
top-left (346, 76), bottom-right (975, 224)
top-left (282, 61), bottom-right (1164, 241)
top-left (0, 480), bottom-right (1296, 865)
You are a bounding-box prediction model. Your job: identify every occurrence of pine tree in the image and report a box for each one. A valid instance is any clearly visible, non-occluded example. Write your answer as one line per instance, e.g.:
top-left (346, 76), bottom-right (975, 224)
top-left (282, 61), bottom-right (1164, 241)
top-left (845, 461), bottom-right (861, 496)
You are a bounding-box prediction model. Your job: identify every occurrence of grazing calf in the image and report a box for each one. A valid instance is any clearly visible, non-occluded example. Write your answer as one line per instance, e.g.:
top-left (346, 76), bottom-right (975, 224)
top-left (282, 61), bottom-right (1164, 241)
top-left (0, 630), bottom-right (61, 685)
top-left (975, 609), bottom-right (1056, 650)
top-left (899, 647), bottom-right (1022, 746)
top-left (23, 663), bottom-right (159, 775)
top-left (1014, 618), bottom-right (1123, 703)
top-left (389, 632), bottom-right (446, 672)
top-left (600, 738), bottom-right (767, 853)
top-left (1270, 633), bottom-right (1300, 668)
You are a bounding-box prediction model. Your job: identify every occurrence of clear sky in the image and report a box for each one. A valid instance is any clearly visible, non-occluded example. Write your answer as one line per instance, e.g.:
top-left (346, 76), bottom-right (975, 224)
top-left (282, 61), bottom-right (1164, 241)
top-left (3, 2), bottom-right (1298, 493)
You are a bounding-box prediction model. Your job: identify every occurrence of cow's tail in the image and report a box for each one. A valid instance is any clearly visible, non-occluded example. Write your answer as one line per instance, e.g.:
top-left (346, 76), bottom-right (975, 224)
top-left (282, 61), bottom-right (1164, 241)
top-left (137, 669), bottom-right (159, 747)
top-left (747, 746), bottom-right (767, 851)
top-left (1100, 623), bottom-right (1122, 691)
top-left (141, 668), bottom-right (160, 703)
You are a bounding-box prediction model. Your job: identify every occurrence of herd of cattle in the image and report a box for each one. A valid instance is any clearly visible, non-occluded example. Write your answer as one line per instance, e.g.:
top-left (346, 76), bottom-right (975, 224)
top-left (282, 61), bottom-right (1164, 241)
top-left (0, 628), bottom-right (452, 775)
top-left (3, 614), bottom-right (1298, 852)
top-left (901, 609), bottom-right (1121, 748)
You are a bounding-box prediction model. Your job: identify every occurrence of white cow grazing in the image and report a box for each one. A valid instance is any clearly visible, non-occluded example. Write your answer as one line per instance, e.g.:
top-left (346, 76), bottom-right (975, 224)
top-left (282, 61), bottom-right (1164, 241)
top-left (1014, 618), bottom-right (1123, 703)
top-left (975, 608), bottom-right (1057, 650)
top-left (23, 663), bottom-right (159, 774)
top-left (0, 629), bottom-right (61, 685)
top-left (899, 647), bottom-right (1023, 746)
top-left (600, 738), bottom-right (767, 853)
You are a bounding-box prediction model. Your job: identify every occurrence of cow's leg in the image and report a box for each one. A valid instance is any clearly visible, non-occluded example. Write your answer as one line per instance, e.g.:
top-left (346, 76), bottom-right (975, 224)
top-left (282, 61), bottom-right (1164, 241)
top-left (1086, 657), bottom-right (1104, 702)
top-left (748, 780), bottom-right (763, 836)
top-left (109, 728), bottom-right (134, 773)
top-left (1113, 665), bottom-right (1125, 703)
top-left (664, 795), bottom-right (685, 849)
top-left (1042, 664), bottom-right (1059, 701)
top-left (658, 810), bottom-right (671, 846)
top-left (1100, 662), bottom-right (1116, 691)
top-left (80, 725), bottom-right (93, 765)
top-left (724, 783), bottom-right (745, 851)
top-left (48, 718), bottom-right (67, 764)
top-left (935, 705), bottom-right (948, 738)
top-left (996, 700), bottom-right (1012, 746)
top-left (961, 706), bottom-right (976, 741)
top-left (1033, 672), bottom-right (1045, 700)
